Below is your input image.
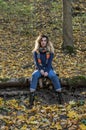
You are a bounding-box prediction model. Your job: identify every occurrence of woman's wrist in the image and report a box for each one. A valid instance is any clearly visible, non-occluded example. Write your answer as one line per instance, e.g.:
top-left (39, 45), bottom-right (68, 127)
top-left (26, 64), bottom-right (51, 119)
top-left (40, 69), bottom-right (44, 72)
top-left (44, 72), bottom-right (48, 76)
top-left (40, 69), bottom-right (44, 75)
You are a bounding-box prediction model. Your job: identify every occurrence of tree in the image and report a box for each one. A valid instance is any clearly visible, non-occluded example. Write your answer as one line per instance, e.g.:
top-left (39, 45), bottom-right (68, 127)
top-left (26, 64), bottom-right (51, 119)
top-left (62, 0), bottom-right (74, 53)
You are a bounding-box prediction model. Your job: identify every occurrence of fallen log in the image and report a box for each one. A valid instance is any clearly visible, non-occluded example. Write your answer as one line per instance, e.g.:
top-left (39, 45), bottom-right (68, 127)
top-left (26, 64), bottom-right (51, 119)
top-left (0, 76), bottom-right (85, 97)
top-left (0, 77), bottom-right (30, 89)
top-left (0, 76), bottom-right (86, 90)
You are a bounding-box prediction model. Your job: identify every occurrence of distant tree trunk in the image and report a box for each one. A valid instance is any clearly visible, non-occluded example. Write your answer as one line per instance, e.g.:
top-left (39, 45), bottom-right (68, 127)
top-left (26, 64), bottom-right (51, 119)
top-left (62, 0), bottom-right (73, 52)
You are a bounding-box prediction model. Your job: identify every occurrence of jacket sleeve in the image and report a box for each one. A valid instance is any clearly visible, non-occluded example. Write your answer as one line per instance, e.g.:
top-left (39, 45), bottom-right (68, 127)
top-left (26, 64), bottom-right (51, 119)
top-left (44, 53), bottom-right (54, 73)
top-left (33, 51), bottom-right (43, 71)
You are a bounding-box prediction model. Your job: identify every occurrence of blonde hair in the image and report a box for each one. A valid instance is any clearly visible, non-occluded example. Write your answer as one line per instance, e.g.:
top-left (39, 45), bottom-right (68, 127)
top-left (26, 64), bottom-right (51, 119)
top-left (32, 34), bottom-right (54, 53)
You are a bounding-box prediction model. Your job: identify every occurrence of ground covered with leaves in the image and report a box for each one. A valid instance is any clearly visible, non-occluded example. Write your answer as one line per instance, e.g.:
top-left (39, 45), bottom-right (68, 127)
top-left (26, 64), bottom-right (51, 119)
top-left (0, 89), bottom-right (86, 130)
top-left (0, 0), bottom-right (86, 80)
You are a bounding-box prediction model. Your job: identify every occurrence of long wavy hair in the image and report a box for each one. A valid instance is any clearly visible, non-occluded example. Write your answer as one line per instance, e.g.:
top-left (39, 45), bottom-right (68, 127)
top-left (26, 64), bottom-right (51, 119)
top-left (32, 34), bottom-right (54, 53)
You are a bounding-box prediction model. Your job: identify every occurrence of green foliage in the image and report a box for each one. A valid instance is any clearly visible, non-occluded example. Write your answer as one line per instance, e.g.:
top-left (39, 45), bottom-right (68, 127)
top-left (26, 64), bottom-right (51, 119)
top-left (0, 0), bottom-right (33, 15)
top-left (0, 78), bottom-right (10, 82)
top-left (62, 45), bottom-right (76, 55)
top-left (81, 119), bottom-right (86, 125)
top-left (68, 75), bottom-right (86, 86)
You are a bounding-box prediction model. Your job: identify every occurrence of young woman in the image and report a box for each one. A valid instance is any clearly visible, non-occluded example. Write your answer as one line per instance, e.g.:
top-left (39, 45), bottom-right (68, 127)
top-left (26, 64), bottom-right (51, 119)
top-left (29, 34), bottom-right (63, 105)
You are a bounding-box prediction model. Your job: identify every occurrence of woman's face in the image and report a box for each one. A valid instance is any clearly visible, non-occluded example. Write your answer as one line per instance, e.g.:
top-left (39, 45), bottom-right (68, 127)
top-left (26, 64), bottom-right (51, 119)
top-left (40, 37), bottom-right (47, 48)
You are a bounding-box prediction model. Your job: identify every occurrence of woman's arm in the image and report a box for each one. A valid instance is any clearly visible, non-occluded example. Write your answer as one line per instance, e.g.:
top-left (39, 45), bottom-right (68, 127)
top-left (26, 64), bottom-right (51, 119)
top-left (33, 51), bottom-right (43, 71)
top-left (44, 53), bottom-right (54, 73)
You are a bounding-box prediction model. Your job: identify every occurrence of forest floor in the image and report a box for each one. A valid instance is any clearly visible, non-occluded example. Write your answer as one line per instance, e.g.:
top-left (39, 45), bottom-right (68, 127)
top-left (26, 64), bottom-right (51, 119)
top-left (0, 0), bottom-right (86, 80)
top-left (0, 87), bottom-right (86, 130)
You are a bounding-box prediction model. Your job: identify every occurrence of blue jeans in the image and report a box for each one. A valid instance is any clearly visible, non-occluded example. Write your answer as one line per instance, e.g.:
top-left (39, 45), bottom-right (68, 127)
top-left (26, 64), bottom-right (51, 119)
top-left (30, 69), bottom-right (61, 91)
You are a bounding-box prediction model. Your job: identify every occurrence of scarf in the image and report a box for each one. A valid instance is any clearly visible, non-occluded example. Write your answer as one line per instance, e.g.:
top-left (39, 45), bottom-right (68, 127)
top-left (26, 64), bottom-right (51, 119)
top-left (36, 47), bottom-right (50, 66)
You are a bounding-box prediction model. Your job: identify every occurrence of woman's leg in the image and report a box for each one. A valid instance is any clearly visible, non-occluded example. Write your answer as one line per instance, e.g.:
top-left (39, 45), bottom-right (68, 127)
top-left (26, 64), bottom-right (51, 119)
top-left (48, 69), bottom-right (61, 91)
top-left (29, 70), bottom-right (41, 106)
top-left (30, 70), bottom-right (41, 92)
top-left (48, 69), bottom-right (63, 104)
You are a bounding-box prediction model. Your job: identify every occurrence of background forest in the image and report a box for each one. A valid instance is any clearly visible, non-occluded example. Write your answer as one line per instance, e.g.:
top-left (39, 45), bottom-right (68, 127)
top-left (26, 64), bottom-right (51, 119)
top-left (0, 0), bottom-right (86, 80)
top-left (0, 0), bottom-right (86, 130)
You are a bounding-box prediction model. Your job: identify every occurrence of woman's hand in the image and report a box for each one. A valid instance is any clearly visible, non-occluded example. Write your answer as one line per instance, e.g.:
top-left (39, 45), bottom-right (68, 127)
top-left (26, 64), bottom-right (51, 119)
top-left (40, 69), bottom-right (45, 76)
top-left (44, 72), bottom-right (48, 77)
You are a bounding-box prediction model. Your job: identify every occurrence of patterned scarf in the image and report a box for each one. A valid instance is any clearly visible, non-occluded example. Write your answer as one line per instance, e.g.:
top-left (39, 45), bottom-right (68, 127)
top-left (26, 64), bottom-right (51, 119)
top-left (36, 47), bottom-right (50, 66)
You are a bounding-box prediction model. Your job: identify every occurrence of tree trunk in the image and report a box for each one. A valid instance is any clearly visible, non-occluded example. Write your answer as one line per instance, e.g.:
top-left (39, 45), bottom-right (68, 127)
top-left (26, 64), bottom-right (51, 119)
top-left (62, 0), bottom-right (73, 49)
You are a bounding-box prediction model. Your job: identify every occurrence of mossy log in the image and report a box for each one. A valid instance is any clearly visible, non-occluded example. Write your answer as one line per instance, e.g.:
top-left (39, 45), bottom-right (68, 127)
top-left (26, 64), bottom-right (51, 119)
top-left (0, 75), bottom-right (86, 90)
top-left (0, 77), bottom-right (30, 89)
top-left (0, 75), bottom-right (86, 96)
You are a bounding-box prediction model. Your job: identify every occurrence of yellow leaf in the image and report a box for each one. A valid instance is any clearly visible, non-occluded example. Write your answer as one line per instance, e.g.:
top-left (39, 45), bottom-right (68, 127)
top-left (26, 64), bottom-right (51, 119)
top-left (17, 115), bottom-right (26, 121)
top-left (0, 97), bottom-right (4, 106)
top-left (29, 121), bottom-right (39, 125)
top-left (29, 116), bottom-right (35, 121)
top-left (32, 128), bottom-right (37, 130)
top-left (56, 122), bottom-right (62, 130)
top-left (21, 124), bottom-right (27, 130)
top-left (67, 111), bottom-right (78, 118)
top-left (79, 124), bottom-right (86, 130)
top-left (66, 104), bottom-right (71, 111)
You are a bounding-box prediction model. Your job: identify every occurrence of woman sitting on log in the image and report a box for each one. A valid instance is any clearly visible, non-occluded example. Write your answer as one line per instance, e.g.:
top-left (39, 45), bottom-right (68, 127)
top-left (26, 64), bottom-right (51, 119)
top-left (29, 34), bottom-right (63, 106)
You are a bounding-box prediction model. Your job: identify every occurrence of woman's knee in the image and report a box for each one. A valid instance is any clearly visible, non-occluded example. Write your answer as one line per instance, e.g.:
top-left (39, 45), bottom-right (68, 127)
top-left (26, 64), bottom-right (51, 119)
top-left (32, 70), bottom-right (41, 78)
top-left (48, 70), bottom-right (57, 79)
top-left (49, 74), bottom-right (57, 79)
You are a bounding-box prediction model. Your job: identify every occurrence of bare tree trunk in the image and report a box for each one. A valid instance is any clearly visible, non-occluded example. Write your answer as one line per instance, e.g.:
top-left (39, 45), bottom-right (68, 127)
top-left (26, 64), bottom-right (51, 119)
top-left (62, 0), bottom-right (73, 51)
